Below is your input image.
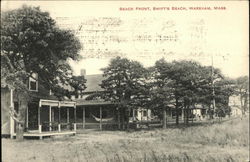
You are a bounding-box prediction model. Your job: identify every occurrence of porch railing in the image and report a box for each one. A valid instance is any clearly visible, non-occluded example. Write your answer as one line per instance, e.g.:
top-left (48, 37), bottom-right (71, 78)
top-left (42, 122), bottom-right (75, 131)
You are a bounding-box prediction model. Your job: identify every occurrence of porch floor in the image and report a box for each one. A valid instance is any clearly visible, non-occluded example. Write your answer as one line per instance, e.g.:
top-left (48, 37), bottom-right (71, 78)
top-left (13, 131), bottom-right (76, 139)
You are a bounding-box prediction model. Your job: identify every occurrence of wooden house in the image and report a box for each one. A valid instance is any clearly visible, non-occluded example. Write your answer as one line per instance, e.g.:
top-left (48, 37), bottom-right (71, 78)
top-left (1, 69), bottom-right (153, 139)
top-left (75, 73), bottom-right (118, 130)
top-left (75, 70), bottom-right (153, 130)
top-left (1, 73), bottom-right (77, 139)
top-left (229, 95), bottom-right (243, 116)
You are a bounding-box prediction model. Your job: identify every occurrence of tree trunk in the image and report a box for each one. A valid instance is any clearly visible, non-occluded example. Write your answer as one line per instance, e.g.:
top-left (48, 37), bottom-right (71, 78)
top-left (186, 107), bottom-right (189, 125)
top-left (208, 105), bottom-right (213, 120)
top-left (117, 107), bottom-right (121, 130)
top-left (240, 94), bottom-right (245, 116)
top-left (126, 108), bottom-right (130, 130)
top-left (243, 96), bottom-right (248, 117)
top-left (15, 94), bottom-right (28, 140)
top-left (121, 107), bottom-right (125, 130)
top-left (176, 109), bottom-right (179, 125)
top-left (175, 98), bottom-right (179, 125)
top-left (163, 108), bottom-right (167, 129)
top-left (183, 109), bottom-right (186, 124)
top-left (16, 123), bottom-right (24, 140)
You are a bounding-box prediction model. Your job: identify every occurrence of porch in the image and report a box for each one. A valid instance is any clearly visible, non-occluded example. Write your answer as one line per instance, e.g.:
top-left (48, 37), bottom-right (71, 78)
top-left (76, 100), bottom-right (118, 130)
top-left (23, 99), bottom-right (119, 138)
top-left (19, 99), bottom-right (78, 139)
top-left (13, 130), bottom-right (76, 140)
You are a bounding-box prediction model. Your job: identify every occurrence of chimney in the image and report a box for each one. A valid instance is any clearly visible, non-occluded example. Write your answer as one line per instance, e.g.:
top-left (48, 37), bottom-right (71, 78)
top-left (80, 69), bottom-right (86, 76)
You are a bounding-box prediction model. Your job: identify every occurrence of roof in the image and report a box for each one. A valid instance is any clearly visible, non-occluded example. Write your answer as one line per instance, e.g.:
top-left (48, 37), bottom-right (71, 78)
top-left (190, 104), bottom-right (208, 109)
top-left (76, 98), bottom-right (114, 106)
top-left (84, 74), bottom-right (104, 92)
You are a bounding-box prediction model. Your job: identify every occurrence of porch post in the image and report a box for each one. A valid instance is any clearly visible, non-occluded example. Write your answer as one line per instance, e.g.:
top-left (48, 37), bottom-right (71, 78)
top-left (49, 106), bottom-right (52, 131)
top-left (67, 107), bottom-right (69, 129)
top-left (10, 89), bottom-right (14, 139)
top-left (67, 107), bottom-right (69, 123)
top-left (26, 106), bottom-right (29, 130)
top-left (38, 106), bottom-right (42, 133)
top-left (100, 106), bottom-right (102, 131)
top-left (10, 116), bottom-right (14, 139)
top-left (82, 107), bottom-right (85, 129)
top-left (58, 103), bottom-right (61, 132)
top-left (74, 105), bottom-right (77, 131)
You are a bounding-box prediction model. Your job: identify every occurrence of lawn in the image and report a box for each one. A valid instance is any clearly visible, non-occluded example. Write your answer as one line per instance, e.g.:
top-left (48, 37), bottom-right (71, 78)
top-left (2, 117), bottom-right (249, 162)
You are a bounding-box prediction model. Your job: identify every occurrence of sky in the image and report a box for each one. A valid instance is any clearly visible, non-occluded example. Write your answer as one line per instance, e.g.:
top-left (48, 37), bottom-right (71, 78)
top-left (1, 1), bottom-right (249, 78)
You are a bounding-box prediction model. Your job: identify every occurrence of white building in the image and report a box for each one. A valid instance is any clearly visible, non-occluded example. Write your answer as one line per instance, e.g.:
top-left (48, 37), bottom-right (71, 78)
top-left (229, 95), bottom-right (243, 116)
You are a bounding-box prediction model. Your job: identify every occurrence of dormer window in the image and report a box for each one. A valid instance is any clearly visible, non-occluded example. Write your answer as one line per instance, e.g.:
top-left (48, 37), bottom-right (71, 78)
top-left (29, 73), bottom-right (38, 91)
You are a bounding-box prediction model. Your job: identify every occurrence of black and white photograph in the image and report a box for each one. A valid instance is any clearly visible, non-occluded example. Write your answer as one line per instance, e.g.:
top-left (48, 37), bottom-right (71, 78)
top-left (1, 1), bottom-right (249, 162)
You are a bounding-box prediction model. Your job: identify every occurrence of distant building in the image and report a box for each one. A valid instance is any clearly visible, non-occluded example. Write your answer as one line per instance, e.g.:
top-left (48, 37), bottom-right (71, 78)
top-left (229, 95), bottom-right (243, 116)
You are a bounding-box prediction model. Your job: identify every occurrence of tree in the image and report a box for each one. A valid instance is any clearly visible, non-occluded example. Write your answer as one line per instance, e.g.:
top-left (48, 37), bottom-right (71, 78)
top-left (100, 57), bottom-right (147, 130)
top-left (69, 76), bottom-right (87, 99)
top-left (152, 59), bottom-right (224, 125)
top-left (1, 5), bottom-right (83, 139)
top-left (150, 59), bottom-right (174, 128)
top-left (213, 78), bottom-right (234, 120)
top-left (234, 76), bottom-right (249, 116)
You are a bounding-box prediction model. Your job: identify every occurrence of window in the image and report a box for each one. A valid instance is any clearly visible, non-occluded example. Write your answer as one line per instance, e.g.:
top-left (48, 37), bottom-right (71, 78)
top-left (143, 110), bottom-right (147, 117)
top-left (29, 73), bottom-right (38, 91)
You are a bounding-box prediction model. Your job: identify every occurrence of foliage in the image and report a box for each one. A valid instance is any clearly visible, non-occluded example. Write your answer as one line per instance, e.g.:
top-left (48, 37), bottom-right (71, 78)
top-left (68, 76), bottom-right (87, 98)
top-left (150, 58), bottom-right (231, 123)
top-left (1, 5), bottom-right (84, 137)
top-left (100, 57), bottom-right (148, 127)
top-left (214, 78), bottom-right (235, 116)
top-left (233, 76), bottom-right (249, 114)
top-left (1, 5), bottom-right (83, 99)
top-left (148, 59), bottom-right (174, 118)
top-left (101, 56), bottom-right (147, 106)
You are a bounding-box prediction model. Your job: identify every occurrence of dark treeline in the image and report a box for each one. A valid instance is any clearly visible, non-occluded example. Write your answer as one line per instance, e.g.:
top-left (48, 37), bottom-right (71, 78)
top-left (100, 57), bottom-right (249, 129)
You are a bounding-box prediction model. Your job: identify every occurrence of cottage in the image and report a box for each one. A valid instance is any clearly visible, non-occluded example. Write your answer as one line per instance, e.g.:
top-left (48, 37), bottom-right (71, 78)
top-left (1, 74), bottom-right (77, 139)
top-left (229, 95), bottom-right (243, 116)
top-left (75, 70), bottom-right (153, 130)
top-left (1, 69), bottom-right (153, 139)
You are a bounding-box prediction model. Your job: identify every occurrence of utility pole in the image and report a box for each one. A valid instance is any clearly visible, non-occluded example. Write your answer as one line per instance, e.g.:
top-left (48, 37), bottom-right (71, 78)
top-left (211, 54), bottom-right (216, 119)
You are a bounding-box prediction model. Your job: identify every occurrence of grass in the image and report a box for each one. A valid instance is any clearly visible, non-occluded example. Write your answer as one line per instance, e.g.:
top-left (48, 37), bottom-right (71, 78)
top-left (2, 117), bottom-right (249, 162)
